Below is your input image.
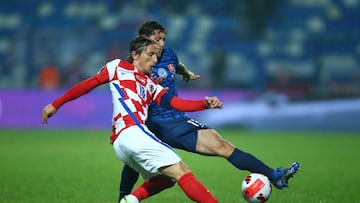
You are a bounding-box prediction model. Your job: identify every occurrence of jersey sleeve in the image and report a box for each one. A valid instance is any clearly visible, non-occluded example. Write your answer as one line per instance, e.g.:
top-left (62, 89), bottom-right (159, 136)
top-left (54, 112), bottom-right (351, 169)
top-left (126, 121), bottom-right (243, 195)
top-left (52, 67), bottom-right (110, 109)
top-left (169, 96), bottom-right (207, 112)
top-left (155, 92), bottom-right (207, 112)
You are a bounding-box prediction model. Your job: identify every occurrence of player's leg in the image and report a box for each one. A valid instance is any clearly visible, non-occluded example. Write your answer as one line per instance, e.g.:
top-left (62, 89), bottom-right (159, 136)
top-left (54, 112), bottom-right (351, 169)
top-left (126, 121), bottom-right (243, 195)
top-left (116, 125), bottom-right (217, 203)
top-left (118, 165), bottom-right (139, 202)
top-left (122, 162), bottom-right (218, 203)
top-left (196, 128), bottom-right (300, 189)
top-left (120, 149), bottom-right (219, 202)
top-left (159, 161), bottom-right (218, 203)
top-left (114, 126), bottom-right (175, 202)
top-left (195, 128), bottom-right (234, 156)
top-left (148, 118), bottom-right (273, 178)
top-left (197, 128), bottom-right (273, 176)
top-left (149, 117), bottom-right (274, 177)
top-left (147, 118), bottom-right (300, 189)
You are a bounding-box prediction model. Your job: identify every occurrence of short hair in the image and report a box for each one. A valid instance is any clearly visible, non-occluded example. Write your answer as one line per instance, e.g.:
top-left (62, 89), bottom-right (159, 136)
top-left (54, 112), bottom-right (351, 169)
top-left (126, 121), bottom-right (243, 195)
top-left (126, 35), bottom-right (157, 63)
top-left (138, 21), bottom-right (166, 37)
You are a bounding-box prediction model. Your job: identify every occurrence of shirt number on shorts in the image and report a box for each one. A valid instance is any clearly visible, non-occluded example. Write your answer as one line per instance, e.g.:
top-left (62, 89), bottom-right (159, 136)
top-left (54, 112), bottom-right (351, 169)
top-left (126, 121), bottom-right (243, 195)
top-left (187, 118), bottom-right (205, 128)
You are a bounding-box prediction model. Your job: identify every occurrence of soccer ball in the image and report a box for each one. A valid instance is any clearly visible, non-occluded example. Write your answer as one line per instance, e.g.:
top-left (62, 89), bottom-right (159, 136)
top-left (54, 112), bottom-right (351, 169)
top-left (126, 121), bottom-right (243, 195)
top-left (241, 173), bottom-right (272, 203)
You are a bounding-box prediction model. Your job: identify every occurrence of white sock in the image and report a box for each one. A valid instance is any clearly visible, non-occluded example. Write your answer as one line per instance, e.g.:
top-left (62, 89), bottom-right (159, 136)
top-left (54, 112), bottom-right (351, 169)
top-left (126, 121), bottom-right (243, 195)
top-left (125, 194), bottom-right (139, 203)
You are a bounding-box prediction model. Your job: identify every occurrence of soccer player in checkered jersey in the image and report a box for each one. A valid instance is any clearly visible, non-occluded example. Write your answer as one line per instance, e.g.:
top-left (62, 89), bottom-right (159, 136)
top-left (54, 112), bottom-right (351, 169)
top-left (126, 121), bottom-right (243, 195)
top-left (118, 21), bottom-right (300, 202)
top-left (42, 36), bottom-right (223, 203)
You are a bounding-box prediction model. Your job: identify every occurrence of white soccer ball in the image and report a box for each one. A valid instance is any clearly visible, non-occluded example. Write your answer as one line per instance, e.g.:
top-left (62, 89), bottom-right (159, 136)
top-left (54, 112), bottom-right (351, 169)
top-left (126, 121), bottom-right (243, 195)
top-left (241, 173), bottom-right (272, 203)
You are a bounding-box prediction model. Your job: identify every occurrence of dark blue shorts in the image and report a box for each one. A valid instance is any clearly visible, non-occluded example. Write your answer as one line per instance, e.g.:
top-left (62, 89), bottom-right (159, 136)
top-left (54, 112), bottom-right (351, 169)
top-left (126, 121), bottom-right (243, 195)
top-left (145, 117), bottom-right (210, 152)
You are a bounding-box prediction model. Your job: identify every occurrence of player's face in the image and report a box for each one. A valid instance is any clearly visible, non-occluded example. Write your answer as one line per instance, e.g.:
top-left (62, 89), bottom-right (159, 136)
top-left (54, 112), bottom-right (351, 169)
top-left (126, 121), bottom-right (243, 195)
top-left (149, 30), bottom-right (166, 56)
top-left (136, 44), bottom-right (158, 75)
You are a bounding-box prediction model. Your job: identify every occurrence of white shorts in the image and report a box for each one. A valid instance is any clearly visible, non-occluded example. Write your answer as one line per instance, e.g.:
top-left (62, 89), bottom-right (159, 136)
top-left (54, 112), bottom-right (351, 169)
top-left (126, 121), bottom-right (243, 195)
top-left (113, 124), bottom-right (181, 181)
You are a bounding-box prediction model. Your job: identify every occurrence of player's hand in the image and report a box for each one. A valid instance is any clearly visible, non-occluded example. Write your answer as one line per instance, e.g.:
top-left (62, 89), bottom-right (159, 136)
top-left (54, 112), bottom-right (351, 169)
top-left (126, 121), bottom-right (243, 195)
top-left (204, 96), bottom-right (223, 109)
top-left (179, 63), bottom-right (200, 83)
top-left (182, 70), bottom-right (200, 83)
top-left (42, 104), bottom-right (57, 124)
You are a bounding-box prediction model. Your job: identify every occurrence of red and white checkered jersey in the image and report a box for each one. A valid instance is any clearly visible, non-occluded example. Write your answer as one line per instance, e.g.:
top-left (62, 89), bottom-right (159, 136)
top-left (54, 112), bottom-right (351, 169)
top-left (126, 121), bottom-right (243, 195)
top-left (104, 59), bottom-right (166, 138)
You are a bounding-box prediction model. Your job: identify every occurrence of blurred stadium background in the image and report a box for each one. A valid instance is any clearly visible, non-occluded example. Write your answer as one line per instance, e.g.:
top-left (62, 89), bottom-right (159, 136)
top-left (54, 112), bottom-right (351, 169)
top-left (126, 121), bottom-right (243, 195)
top-left (1, 0), bottom-right (360, 131)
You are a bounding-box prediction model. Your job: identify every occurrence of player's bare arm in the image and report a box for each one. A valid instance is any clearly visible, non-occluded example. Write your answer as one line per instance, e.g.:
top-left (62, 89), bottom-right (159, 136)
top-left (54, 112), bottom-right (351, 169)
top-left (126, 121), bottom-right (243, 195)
top-left (42, 104), bottom-right (57, 124)
top-left (176, 63), bottom-right (200, 82)
top-left (204, 96), bottom-right (223, 109)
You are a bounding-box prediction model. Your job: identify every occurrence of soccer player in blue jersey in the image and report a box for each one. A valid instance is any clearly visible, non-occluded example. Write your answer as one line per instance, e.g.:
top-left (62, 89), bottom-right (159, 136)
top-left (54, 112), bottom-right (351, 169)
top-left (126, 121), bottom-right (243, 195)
top-left (118, 21), bottom-right (300, 202)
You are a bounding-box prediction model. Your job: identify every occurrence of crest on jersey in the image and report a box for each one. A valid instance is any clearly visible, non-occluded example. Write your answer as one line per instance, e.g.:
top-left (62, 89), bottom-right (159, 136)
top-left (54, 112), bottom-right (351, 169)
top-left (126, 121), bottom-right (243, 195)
top-left (157, 68), bottom-right (168, 78)
top-left (168, 64), bottom-right (175, 73)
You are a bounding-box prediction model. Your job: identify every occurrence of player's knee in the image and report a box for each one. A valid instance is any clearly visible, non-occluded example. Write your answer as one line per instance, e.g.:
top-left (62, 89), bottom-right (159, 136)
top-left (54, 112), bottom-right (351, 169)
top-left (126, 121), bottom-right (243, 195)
top-left (150, 176), bottom-right (176, 190)
top-left (214, 140), bottom-right (235, 157)
top-left (159, 161), bottom-right (191, 180)
top-left (164, 178), bottom-right (176, 188)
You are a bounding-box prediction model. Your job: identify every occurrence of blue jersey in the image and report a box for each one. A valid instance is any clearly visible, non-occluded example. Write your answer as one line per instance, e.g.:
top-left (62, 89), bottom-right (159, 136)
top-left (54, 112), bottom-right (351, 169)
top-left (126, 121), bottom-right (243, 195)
top-left (148, 48), bottom-right (187, 121)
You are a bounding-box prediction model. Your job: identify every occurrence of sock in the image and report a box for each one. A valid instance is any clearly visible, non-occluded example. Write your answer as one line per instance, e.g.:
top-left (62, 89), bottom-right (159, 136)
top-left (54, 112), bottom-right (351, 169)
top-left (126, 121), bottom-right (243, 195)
top-left (177, 172), bottom-right (218, 203)
top-left (132, 176), bottom-right (175, 201)
top-left (227, 148), bottom-right (273, 178)
top-left (119, 165), bottom-right (139, 201)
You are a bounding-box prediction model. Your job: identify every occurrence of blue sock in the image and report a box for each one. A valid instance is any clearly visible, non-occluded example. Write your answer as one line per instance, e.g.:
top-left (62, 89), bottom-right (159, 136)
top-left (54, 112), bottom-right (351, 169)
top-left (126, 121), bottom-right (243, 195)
top-left (118, 165), bottom-right (139, 201)
top-left (227, 148), bottom-right (273, 178)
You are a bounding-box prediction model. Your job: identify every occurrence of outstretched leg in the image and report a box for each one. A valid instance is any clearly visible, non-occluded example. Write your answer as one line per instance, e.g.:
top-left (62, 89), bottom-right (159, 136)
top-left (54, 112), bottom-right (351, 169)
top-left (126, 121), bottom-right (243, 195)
top-left (196, 129), bottom-right (273, 176)
top-left (196, 129), bottom-right (300, 189)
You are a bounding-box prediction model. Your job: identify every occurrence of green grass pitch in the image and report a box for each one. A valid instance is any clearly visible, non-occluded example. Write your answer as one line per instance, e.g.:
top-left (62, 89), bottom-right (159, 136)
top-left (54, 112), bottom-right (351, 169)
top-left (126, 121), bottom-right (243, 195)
top-left (1, 128), bottom-right (359, 203)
